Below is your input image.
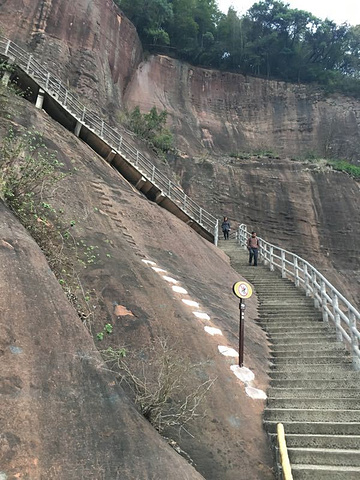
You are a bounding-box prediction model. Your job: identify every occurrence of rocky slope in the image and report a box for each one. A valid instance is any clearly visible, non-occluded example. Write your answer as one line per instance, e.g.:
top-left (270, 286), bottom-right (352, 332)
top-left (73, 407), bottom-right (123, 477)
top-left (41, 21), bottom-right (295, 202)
top-left (0, 91), bottom-right (274, 479)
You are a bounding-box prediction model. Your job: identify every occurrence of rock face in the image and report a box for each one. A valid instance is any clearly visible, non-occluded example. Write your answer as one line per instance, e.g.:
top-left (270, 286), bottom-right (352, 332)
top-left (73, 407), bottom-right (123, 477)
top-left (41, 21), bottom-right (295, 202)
top-left (124, 55), bottom-right (360, 161)
top-left (171, 154), bottom-right (360, 307)
top-left (0, 0), bottom-right (142, 116)
top-left (0, 93), bottom-right (275, 480)
top-left (1, 1), bottom-right (360, 160)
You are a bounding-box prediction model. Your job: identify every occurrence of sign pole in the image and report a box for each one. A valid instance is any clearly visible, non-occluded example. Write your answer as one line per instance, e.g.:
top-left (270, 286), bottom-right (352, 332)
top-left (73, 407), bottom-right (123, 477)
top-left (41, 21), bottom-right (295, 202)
top-left (239, 298), bottom-right (245, 367)
top-left (233, 281), bottom-right (253, 368)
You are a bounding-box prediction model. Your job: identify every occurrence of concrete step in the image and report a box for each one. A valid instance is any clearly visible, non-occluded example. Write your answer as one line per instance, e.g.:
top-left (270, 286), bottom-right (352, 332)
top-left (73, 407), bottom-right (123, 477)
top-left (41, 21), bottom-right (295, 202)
top-left (269, 364), bottom-right (353, 375)
top-left (264, 408), bottom-right (360, 422)
top-left (266, 324), bottom-right (330, 333)
top-left (270, 378), bottom-right (360, 389)
top-left (291, 464), bottom-right (360, 480)
top-left (269, 433), bottom-right (360, 449)
top-left (270, 347), bottom-right (346, 358)
top-left (268, 332), bottom-right (337, 341)
top-left (288, 447), bottom-right (360, 467)
top-left (265, 420), bottom-right (360, 435)
top-left (268, 398), bottom-right (360, 410)
top-left (270, 342), bottom-right (345, 353)
top-left (268, 388), bottom-right (360, 399)
top-left (270, 336), bottom-right (339, 346)
top-left (271, 356), bottom-right (350, 365)
top-left (269, 370), bottom-right (358, 380)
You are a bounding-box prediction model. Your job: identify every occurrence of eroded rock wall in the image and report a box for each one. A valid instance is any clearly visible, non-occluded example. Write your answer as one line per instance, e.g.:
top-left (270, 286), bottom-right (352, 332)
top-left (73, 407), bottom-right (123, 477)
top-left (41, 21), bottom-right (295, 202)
top-left (0, 0), bottom-right (142, 117)
top-left (124, 55), bottom-right (360, 161)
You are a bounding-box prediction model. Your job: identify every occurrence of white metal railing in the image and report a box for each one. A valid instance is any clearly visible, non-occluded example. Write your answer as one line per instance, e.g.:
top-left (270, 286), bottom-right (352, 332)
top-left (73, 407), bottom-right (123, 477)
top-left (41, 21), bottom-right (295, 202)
top-left (237, 223), bottom-right (360, 370)
top-left (0, 35), bottom-right (219, 244)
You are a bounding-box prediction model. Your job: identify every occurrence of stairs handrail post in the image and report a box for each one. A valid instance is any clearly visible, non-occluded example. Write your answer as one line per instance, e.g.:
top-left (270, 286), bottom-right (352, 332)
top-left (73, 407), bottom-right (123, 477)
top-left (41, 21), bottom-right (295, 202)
top-left (304, 264), bottom-right (310, 296)
top-left (332, 294), bottom-right (342, 340)
top-left (269, 245), bottom-right (274, 271)
top-left (214, 219), bottom-right (219, 246)
top-left (312, 270), bottom-right (319, 308)
top-left (321, 280), bottom-right (329, 323)
top-left (349, 310), bottom-right (360, 370)
top-left (294, 257), bottom-right (299, 287)
top-left (281, 250), bottom-right (286, 278)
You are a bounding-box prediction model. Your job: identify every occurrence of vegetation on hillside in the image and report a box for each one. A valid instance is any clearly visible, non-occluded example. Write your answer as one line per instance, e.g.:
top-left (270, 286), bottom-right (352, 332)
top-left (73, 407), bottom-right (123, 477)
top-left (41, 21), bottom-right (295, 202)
top-left (114, 0), bottom-right (360, 97)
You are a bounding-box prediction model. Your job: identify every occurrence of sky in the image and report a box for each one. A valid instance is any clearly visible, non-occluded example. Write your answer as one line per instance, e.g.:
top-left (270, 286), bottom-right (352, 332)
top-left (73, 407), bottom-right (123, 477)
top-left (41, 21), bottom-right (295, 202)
top-left (216, 0), bottom-right (360, 26)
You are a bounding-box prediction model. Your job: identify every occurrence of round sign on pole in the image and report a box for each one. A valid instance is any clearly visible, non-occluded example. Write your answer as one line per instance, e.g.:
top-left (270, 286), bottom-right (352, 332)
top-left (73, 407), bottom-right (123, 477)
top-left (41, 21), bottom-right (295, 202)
top-left (233, 281), bottom-right (253, 299)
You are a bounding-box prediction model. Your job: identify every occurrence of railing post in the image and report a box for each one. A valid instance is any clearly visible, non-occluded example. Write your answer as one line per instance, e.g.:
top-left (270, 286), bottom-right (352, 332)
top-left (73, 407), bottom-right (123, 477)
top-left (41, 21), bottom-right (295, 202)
top-left (199, 208), bottom-right (203, 225)
top-left (5, 40), bottom-right (11, 56)
top-left (281, 250), bottom-right (286, 278)
top-left (64, 90), bottom-right (68, 107)
top-left (101, 120), bottom-right (104, 137)
top-left (312, 271), bottom-right (319, 308)
top-left (135, 150), bottom-right (139, 166)
top-left (321, 280), bottom-right (329, 323)
top-left (45, 72), bottom-right (50, 89)
top-left (118, 136), bottom-right (122, 151)
top-left (183, 194), bottom-right (187, 211)
top-left (26, 54), bottom-right (32, 74)
top-left (294, 257), bottom-right (299, 287)
top-left (304, 264), bottom-right (310, 296)
top-left (151, 165), bottom-right (155, 182)
top-left (331, 294), bottom-right (342, 341)
top-left (214, 219), bottom-right (219, 246)
top-left (349, 310), bottom-right (360, 370)
top-left (168, 180), bottom-right (171, 197)
top-left (269, 246), bottom-right (274, 271)
top-left (81, 107), bottom-right (86, 122)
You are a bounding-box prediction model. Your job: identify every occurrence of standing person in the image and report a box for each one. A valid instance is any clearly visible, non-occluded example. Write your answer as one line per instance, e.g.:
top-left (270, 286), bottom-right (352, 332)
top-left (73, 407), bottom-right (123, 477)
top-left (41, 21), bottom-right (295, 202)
top-left (247, 231), bottom-right (260, 266)
top-left (221, 217), bottom-right (231, 240)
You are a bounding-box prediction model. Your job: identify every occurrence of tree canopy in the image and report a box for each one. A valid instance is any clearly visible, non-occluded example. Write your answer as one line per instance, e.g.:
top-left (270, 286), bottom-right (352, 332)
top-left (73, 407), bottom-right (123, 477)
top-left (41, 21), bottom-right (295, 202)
top-left (114, 0), bottom-right (360, 97)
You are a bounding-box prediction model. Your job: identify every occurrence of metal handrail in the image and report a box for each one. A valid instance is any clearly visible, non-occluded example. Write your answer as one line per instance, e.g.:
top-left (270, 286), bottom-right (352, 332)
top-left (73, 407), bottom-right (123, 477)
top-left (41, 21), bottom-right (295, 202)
top-left (238, 224), bottom-right (360, 370)
top-left (0, 35), bottom-right (219, 244)
top-left (277, 423), bottom-right (293, 480)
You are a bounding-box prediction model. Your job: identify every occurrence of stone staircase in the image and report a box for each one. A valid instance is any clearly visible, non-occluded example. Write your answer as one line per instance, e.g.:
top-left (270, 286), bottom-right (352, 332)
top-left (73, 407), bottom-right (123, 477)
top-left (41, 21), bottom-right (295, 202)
top-left (219, 239), bottom-right (360, 479)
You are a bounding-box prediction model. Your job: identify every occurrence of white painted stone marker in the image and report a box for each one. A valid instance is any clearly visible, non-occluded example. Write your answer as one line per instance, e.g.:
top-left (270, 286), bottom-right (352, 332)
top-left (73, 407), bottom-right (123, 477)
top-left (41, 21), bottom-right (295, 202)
top-left (230, 365), bottom-right (255, 382)
top-left (204, 326), bottom-right (223, 336)
top-left (218, 346), bottom-right (238, 357)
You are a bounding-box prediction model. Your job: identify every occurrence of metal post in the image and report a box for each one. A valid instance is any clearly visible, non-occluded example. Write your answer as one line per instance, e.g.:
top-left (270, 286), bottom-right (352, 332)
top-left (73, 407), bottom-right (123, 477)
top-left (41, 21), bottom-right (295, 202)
top-left (214, 219), bottom-right (219, 246)
top-left (294, 257), bottom-right (299, 287)
top-left (151, 165), bottom-right (155, 182)
top-left (118, 136), bottom-right (123, 151)
top-left (199, 208), bottom-right (203, 225)
top-left (26, 54), bottom-right (32, 74)
top-left (270, 246), bottom-right (274, 271)
top-left (349, 310), bottom-right (360, 370)
top-left (321, 280), bottom-right (328, 323)
top-left (332, 294), bottom-right (342, 339)
top-left (45, 72), bottom-right (50, 89)
top-left (168, 180), bottom-right (171, 197)
top-left (304, 264), bottom-right (310, 296)
top-left (239, 299), bottom-right (246, 367)
top-left (281, 250), bottom-right (286, 278)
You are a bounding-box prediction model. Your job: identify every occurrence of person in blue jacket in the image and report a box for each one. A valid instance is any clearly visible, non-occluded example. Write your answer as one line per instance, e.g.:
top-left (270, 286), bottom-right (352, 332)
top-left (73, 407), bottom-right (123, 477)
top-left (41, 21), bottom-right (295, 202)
top-left (221, 217), bottom-right (231, 240)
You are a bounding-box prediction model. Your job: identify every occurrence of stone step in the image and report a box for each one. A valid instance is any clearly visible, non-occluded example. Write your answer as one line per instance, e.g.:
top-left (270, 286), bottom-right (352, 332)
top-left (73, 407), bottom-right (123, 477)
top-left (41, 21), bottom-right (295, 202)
top-left (268, 332), bottom-right (337, 341)
top-left (268, 388), bottom-right (360, 399)
top-left (268, 398), bottom-right (360, 410)
top-left (271, 335), bottom-right (339, 344)
top-left (258, 306), bottom-right (319, 312)
top-left (269, 364), bottom-right (353, 375)
top-left (259, 313), bottom-right (323, 320)
top-left (269, 370), bottom-right (357, 380)
top-left (270, 342), bottom-right (345, 353)
top-left (265, 420), bottom-right (360, 435)
top-left (270, 378), bottom-right (360, 389)
top-left (271, 356), bottom-right (349, 365)
top-left (264, 408), bottom-right (360, 422)
top-left (269, 433), bottom-right (360, 449)
top-left (288, 447), bottom-right (360, 467)
top-left (266, 324), bottom-right (330, 333)
top-left (291, 464), bottom-right (360, 480)
top-left (270, 347), bottom-right (345, 357)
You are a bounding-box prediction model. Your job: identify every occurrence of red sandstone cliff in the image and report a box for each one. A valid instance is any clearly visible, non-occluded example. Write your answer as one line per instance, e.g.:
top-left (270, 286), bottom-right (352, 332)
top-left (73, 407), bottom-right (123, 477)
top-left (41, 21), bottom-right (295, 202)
top-left (1, 0), bottom-right (359, 161)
